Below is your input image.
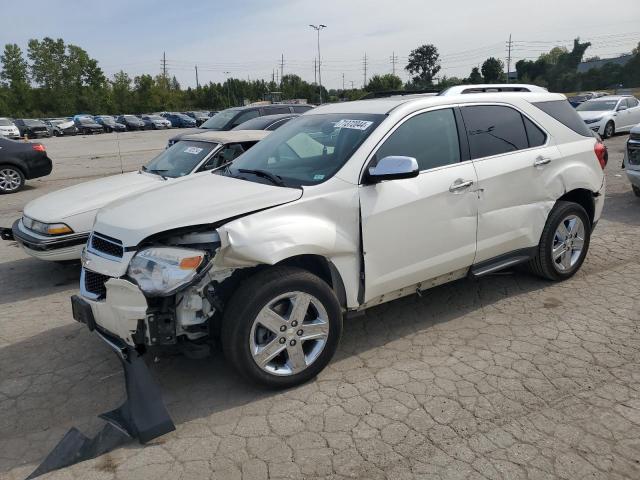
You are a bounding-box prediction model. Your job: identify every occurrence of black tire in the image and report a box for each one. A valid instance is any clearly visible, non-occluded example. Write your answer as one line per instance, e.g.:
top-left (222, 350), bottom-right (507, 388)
top-left (633, 185), bottom-right (640, 197)
top-left (528, 201), bottom-right (591, 281)
top-left (0, 164), bottom-right (26, 194)
top-left (221, 266), bottom-right (343, 389)
top-left (603, 121), bottom-right (614, 139)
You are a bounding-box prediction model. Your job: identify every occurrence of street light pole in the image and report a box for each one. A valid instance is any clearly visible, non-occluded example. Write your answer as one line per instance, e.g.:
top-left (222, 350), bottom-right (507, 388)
top-left (223, 71), bottom-right (231, 107)
top-left (309, 24), bottom-right (326, 104)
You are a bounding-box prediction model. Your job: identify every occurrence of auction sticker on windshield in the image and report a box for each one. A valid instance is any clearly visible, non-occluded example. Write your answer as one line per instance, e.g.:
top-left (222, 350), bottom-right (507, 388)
top-left (184, 146), bottom-right (204, 155)
top-left (334, 119), bottom-right (374, 130)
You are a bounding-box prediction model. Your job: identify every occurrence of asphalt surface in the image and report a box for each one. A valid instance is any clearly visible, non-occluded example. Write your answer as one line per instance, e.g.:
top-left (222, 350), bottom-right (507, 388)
top-left (0, 132), bottom-right (638, 480)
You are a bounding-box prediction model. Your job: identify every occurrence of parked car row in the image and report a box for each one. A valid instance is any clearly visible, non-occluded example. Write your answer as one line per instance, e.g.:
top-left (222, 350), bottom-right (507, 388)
top-left (576, 95), bottom-right (640, 138)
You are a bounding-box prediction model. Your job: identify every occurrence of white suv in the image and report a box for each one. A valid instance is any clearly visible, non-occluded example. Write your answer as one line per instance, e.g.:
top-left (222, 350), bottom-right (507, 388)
top-left (73, 92), bottom-right (606, 388)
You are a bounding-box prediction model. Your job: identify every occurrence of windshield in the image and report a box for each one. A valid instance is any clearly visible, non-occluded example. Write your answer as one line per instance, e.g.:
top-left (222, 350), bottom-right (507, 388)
top-left (201, 110), bottom-right (238, 129)
top-left (0, 118), bottom-right (14, 126)
top-left (576, 100), bottom-right (619, 112)
top-left (25, 119), bottom-right (45, 127)
top-left (78, 118), bottom-right (95, 125)
top-left (146, 115), bottom-right (163, 121)
top-left (143, 140), bottom-right (218, 178)
top-left (223, 113), bottom-right (384, 187)
top-left (99, 116), bottom-right (115, 124)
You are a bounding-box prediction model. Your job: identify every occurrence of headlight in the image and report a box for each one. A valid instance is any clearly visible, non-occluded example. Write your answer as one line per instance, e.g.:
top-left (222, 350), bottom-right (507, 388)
top-left (23, 216), bottom-right (73, 235)
top-left (584, 117), bottom-right (603, 124)
top-left (127, 247), bottom-right (205, 296)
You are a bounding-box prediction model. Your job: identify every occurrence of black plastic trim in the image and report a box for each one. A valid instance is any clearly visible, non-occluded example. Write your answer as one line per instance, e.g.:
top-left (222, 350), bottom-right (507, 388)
top-left (470, 247), bottom-right (537, 277)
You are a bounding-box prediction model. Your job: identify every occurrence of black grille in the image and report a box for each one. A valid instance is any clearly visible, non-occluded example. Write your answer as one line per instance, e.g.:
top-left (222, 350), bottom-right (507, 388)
top-left (90, 233), bottom-right (123, 258)
top-left (84, 269), bottom-right (110, 299)
top-left (630, 132), bottom-right (640, 141)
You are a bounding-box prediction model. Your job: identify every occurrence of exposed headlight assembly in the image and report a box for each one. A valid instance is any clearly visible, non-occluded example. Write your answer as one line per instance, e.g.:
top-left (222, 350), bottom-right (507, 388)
top-left (23, 216), bottom-right (73, 236)
top-left (584, 116), bottom-right (603, 124)
top-left (127, 247), bottom-right (205, 296)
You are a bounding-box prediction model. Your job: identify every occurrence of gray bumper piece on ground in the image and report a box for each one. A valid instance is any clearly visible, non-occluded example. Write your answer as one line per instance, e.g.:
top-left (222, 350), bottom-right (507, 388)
top-left (27, 301), bottom-right (175, 478)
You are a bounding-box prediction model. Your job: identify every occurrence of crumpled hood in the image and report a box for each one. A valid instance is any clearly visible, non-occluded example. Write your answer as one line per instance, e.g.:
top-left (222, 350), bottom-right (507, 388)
top-left (577, 111), bottom-right (608, 121)
top-left (23, 172), bottom-right (162, 224)
top-left (58, 120), bottom-right (75, 129)
top-left (93, 173), bottom-right (303, 246)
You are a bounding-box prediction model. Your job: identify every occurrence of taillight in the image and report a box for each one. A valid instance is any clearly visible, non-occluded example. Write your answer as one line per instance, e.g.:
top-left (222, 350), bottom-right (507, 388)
top-left (594, 141), bottom-right (607, 169)
top-left (32, 143), bottom-right (46, 152)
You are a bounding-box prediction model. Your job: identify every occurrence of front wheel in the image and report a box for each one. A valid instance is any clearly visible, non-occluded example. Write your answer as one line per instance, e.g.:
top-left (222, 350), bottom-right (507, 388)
top-left (603, 121), bottom-right (615, 139)
top-left (528, 201), bottom-right (591, 281)
top-left (0, 165), bottom-right (25, 194)
top-left (221, 266), bottom-right (343, 389)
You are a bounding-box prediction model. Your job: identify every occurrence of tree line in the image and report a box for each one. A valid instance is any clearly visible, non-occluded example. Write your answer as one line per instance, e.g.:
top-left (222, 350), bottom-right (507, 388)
top-left (1, 37), bottom-right (639, 118)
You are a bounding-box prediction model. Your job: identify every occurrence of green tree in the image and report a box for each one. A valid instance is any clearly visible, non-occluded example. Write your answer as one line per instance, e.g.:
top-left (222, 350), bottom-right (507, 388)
top-left (111, 70), bottom-right (132, 113)
top-left (481, 57), bottom-right (504, 83)
top-left (405, 44), bottom-right (441, 87)
top-left (0, 43), bottom-right (31, 115)
top-left (468, 67), bottom-right (483, 84)
top-left (365, 74), bottom-right (402, 92)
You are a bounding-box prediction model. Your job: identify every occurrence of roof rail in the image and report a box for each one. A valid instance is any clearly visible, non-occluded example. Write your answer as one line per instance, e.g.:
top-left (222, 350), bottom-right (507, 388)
top-left (439, 84), bottom-right (548, 95)
top-left (360, 89), bottom-right (440, 100)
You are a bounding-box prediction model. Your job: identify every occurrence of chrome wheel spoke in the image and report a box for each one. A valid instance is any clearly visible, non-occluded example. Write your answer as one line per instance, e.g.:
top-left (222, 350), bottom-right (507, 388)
top-left (299, 321), bottom-right (329, 342)
top-left (552, 244), bottom-right (566, 260)
top-left (572, 237), bottom-right (584, 250)
top-left (254, 338), bottom-right (286, 368)
top-left (256, 308), bottom-right (287, 334)
top-left (289, 293), bottom-right (311, 323)
top-left (286, 343), bottom-right (307, 373)
top-left (556, 221), bottom-right (570, 241)
top-left (552, 214), bottom-right (585, 273)
top-left (560, 250), bottom-right (572, 270)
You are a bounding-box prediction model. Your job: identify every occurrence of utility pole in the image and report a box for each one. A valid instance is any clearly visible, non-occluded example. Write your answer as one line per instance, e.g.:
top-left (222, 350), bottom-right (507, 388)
top-left (223, 71), bottom-right (231, 106)
top-left (272, 69), bottom-right (275, 84)
top-left (342, 73), bottom-right (345, 91)
top-left (161, 52), bottom-right (167, 78)
top-left (390, 51), bottom-right (398, 75)
top-left (313, 58), bottom-right (317, 84)
top-left (350, 80), bottom-right (354, 89)
top-left (280, 53), bottom-right (284, 87)
top-left (362, 53), bottom-right (368, 88)
top-left (506, 34), bottom-right (513, 83)
top-left (195, 65), bottom-right (199, 88)
top-left (309, 24), bottom-right (327, 104)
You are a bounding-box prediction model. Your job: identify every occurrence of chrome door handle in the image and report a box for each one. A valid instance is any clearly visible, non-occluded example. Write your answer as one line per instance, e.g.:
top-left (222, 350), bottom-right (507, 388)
top-left (534, 156), bottom-right (551, 167)
top-left (449, 179), bottom-right (474, 192)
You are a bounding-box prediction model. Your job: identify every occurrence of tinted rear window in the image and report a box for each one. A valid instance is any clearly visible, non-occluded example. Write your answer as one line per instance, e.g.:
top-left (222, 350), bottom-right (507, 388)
top-left (533, 100), bottom-right (592, 137)
top-left (460, 105), bottom-right (529, 159)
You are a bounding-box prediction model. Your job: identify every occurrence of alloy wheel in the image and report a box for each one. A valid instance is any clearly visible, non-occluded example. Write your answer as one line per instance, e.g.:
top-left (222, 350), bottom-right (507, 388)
top-left (249, 291), bottom-right (329, 376)
top-left (0, 168), bottom-right (23, 192)
top-left (552, 214), bottom-right (585, 272)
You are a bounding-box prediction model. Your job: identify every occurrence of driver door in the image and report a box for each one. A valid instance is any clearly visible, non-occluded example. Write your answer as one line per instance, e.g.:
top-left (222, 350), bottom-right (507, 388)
top-left (360, 108), bottom-right (478, 302)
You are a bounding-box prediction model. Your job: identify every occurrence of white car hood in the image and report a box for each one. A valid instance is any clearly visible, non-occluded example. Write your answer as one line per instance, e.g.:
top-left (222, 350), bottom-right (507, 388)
top-left (93, 173), bottom-right (303, 246)
top-left (23, 171), bottom-right (163, 224)
top-left (577, 111), bottom-right (609, 121)
top-left (57, 120), bottom-right (75, 129)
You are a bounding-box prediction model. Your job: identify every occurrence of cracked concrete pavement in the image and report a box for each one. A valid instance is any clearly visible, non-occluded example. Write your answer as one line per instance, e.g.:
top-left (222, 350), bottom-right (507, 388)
top-left (0, 132), bottom-right (639, 479)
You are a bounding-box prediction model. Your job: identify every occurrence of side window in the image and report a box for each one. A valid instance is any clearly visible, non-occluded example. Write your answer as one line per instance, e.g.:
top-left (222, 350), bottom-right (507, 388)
top-left (292, 105), bottom-right (312, 113)
top-left (374, 108), bottom-right (461, 171)
top-left (266, 118), bottom-right (290, 131)
top-left (461, 105), bottom-right (529, 159)
top-left (523, 116), bottom-right (547, 148)
top-left (232, 110), bottom-right (260, 127)
top-left (265, 106), bottom-right (291, 115)
top-left (628, 97), bottom-right (639, 107)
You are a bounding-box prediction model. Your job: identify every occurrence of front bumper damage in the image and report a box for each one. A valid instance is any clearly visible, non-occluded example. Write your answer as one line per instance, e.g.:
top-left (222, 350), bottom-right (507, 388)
top-left (28, 293), bottom-right (175, 478)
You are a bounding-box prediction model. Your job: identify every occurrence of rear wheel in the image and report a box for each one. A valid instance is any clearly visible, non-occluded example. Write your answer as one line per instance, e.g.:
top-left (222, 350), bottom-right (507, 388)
top-left (603, 121), bottom-right (615, 139)
top-left (221, 266), bottom-right (343, 389)
top-left (528, 201), bottom-right (591, 281)
top-left (0, 165), bottom-right (25, 194)
top-left (633, 185), bottom-right (640, 197)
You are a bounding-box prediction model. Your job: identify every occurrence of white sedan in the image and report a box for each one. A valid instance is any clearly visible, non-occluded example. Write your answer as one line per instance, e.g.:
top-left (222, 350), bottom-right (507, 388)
top-left (3, 130), bottom-right (268, 261)
top-left (576, 95), bottom-right (640, 138)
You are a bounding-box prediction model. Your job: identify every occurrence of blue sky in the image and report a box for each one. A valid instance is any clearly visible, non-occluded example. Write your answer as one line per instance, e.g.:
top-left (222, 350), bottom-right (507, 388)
top-left (1, 0), bottom-right (639, 89)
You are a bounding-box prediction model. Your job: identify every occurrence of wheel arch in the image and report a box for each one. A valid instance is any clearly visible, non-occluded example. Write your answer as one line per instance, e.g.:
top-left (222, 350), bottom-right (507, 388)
top-left (0, 160), bottom-right (27, 178)
top-left (556, 188), bottom-right (596, 226)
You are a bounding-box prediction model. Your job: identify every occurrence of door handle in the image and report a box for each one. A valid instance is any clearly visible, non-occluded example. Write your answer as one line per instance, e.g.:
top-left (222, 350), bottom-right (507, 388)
top-left (449, 179), bottom-right (474, 193)
top-left (534, 156), bottom-right (551, 167)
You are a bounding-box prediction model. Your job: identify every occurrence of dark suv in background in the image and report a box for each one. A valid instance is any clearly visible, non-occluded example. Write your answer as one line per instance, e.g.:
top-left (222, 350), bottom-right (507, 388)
top-left (168, 103), bottom-right (313, 145)
top-left (14, 119), bottom-right (50, 139)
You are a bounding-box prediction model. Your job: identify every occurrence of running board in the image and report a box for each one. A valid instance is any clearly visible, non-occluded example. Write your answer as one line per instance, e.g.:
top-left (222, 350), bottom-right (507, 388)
top-left (469, 248), bottom-right (535, 278)
top-left (27, 335), bottom-right (175, 478)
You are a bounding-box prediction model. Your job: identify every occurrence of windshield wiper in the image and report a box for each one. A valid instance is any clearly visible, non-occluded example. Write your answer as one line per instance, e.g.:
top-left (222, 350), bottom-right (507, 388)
top-left (237, 168), bottom-right (286, 187)
top-left (141, 166), bottom-right (168, 180)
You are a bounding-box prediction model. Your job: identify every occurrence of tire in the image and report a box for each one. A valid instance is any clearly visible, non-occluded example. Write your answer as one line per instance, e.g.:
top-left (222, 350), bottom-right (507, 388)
top-left (0, 165), bottom-right (26, 194)
top-left (603, 121), bottom-right (614, 139)
top-left (633, 185), bottom-right (640, 197)
top-left (528, 201), bottom-right (591, 281)
top-left (221, 266), bottom-right (343, 389)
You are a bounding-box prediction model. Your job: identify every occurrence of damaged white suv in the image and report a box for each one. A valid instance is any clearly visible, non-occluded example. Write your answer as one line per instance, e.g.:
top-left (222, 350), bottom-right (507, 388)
top-left (73, 92), bottom-right (606, 388)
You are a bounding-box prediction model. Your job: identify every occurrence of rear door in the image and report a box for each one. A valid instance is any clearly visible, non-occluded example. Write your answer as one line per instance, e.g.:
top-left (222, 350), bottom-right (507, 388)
top-left (625, 97), bottom-right (640, 128)
top-left (460, 104), bottom-right (562, 263)
top-left (360, 107), bottom-right (478, 301)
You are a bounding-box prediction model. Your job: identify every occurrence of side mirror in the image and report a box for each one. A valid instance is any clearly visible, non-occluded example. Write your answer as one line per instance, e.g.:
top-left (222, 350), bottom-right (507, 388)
top-left (366, 156), bottom-right (419, 183)
top-left (617, 105), bottom-right (628, 111)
